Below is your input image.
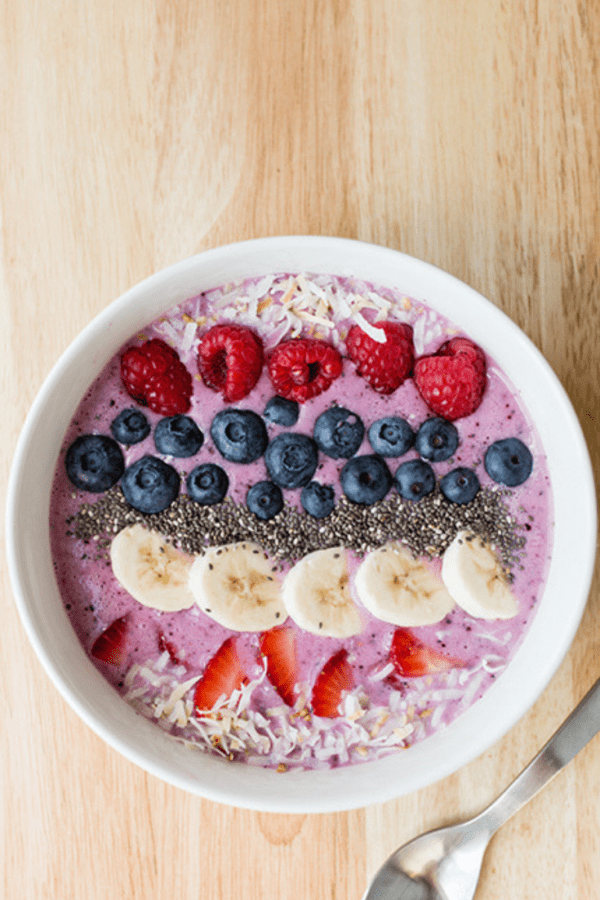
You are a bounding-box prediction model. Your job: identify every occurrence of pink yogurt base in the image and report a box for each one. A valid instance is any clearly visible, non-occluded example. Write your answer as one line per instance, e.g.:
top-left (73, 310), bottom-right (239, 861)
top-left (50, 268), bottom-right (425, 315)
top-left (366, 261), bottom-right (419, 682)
top-left (49, 273), bottom-right (552, 770)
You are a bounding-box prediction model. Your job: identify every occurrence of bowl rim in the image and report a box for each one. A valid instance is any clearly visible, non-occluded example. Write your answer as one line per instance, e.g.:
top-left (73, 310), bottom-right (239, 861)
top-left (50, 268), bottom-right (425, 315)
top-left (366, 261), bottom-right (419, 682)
top-left (6, 235), bottom-right (597, 812)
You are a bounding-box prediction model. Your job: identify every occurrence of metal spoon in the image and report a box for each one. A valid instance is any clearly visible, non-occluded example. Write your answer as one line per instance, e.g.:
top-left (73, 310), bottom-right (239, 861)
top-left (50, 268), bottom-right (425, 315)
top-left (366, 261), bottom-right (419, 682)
top-left (363, 675), bottom-right (600, 900)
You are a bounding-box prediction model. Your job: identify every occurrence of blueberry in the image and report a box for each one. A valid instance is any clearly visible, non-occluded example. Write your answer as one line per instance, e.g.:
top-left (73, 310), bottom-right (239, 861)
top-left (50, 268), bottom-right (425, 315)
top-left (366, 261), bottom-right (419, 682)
top-left (264, 395), bottom-right (300, 427)
top-left (301, 481), bottom-right (335, 518)
top-left (247, 481), bottom-right (284, 520)
top-left (121, 455), bottom-right (180, 513)
top-left (394, 459), bottom-right (436, 501)
top-left (368, 417), bottom-right (414, 457)
top-left (186, 463), bottom-right (229, 505)
top-left (484, 438), bottom-right (533, 486)
top-left (440, 467), bottom-right (480, 504)
top-left (415, 417), bottom-right (459, 462)
top-left (313, 407), bottom-right (365, 459)
top-left (340, 455), bottom-right (392, 505)
top-left (265, 432), bottom-right (319, 489)
top-left (210, 409), bottom-right (268, 464)
top-left (110, 408), bottom-right (151, 445)
top-left (154, 415), bottom-right (204, 458)
top-left (65, 434), bottom-right (124, 492)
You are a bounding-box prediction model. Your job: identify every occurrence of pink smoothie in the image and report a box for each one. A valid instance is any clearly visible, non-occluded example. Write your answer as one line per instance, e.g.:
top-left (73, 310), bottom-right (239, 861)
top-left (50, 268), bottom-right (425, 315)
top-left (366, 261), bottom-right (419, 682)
top-left (50, 273), bottom-right (552, 770)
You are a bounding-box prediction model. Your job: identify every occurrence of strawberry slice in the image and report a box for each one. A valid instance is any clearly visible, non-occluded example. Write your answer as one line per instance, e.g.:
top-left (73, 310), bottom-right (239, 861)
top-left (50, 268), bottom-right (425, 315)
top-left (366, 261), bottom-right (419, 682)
top-left (158, 632), bottom-right (187, 667)
top-left (259, 626), bottom-right (298, 707)
top-left (194, 637), bottom-right (247, 712)
top-left (311, 649), bottom-right (354, 718)
top-left (91, 616), bottom-right (129, 665)
top-left (388, 628), bottom-right (463, 679)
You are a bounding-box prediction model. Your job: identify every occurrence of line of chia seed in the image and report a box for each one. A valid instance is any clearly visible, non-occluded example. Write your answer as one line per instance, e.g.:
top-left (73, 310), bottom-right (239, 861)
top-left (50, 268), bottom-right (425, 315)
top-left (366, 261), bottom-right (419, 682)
top-left (70, 485), bottom-right (525, 574)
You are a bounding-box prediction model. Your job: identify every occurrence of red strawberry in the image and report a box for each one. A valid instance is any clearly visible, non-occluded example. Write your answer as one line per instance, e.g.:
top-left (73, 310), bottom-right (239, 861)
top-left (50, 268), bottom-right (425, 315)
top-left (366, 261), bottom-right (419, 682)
top-left (413, 337), bottom-right (486, 421)
top-left (346, 321), bottom-right (414, 394)
top-left (120, 338), bottom-right (193, 415)
top-left (194, 637), bottom-right (247, 712)
top-left (197, 324), bottom-right (264, 402)
top-left (311, 649), bottom-right (354, 718)
top-left (259, 626), bottom-right (298, 707)
top-left (158, 632), bottom-right (187, 667)
top-left (268, 338), bottom-right (343, 403)
top-left (91, 615), bottom-right (129, 666)
top-left (388, 628), bottom-right (463, 680)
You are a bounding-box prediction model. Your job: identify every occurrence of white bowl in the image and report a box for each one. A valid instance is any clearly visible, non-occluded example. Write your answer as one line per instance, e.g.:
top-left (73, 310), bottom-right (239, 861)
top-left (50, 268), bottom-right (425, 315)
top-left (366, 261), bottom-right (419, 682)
top-left (6, 236), bottom-right (597, 812)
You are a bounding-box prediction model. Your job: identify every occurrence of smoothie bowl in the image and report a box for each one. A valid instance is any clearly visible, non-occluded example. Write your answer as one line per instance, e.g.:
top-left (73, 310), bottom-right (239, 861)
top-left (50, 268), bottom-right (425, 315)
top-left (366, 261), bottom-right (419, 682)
top-left (6, 237), bottom-right (597, 812)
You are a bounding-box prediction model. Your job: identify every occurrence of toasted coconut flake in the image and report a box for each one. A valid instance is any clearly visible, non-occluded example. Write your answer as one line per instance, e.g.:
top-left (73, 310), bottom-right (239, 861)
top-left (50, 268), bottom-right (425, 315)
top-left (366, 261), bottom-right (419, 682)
top-left (353, 311), bottom-right (387, 342)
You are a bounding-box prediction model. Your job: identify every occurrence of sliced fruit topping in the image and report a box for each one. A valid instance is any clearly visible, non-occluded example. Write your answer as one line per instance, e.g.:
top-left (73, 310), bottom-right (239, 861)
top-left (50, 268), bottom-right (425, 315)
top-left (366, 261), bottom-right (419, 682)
top-left (484, 437), bottom-right (533, 486)
top-left (158, 632), bottom-right (187, 666)
top-left (188, 542), bottom-right (287, 632)
top-left (441, 530), bottom-right (518, 619)
top-left (268, 338), bottom-right (343, 403)
top-left (65, 434), bottom-right (124, 493)
top-left (197, 324), bottom-right (264, 402)
top-left (311, 649), bottom-right (354, 718)
top-left (110, 524), bottom-right (195, 612)
top-left (313, 407), bottom-right (365, 459)
top-left (355, 544), bottom-right (455, 627)
top-left (388, 627), bottom-right (463, 679)
top-left (259, 625), bottom-right (298, 707)
top-left (265, 432), bottom-right (319, 488)
top-left (440, 467), bottom-right (480, 504)
top-left (281, 547), bottom-right (362, 638)
top-left (339, 454), bottom-right (392, 505)
top-left (210, 409), bottom-right (268, 464)
top-left (346, 321), bottom-right (414, 394)
top-left (154, 414), bottom-right (204, 458)
top-left (91, 615), bottom-right (129, 666)
top-left (121, 455), bottom-right (180, 513)
top-left (414, 337), bottom-right (486, 421)
top-left (194, 637), bottom-right (247, 712)
top-left (120, 337), bottom-right (193, 416)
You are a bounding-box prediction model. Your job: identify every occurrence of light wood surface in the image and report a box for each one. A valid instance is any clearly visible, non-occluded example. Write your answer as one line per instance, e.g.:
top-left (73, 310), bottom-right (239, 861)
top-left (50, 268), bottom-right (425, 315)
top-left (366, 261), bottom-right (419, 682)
top-left (2, 2), bottom-right (599, 898)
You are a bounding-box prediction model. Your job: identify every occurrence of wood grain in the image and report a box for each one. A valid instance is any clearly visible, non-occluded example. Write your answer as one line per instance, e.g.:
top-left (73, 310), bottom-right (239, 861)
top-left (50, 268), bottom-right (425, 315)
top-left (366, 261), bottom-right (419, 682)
top-left (1, 2), bottom-right (599, 898)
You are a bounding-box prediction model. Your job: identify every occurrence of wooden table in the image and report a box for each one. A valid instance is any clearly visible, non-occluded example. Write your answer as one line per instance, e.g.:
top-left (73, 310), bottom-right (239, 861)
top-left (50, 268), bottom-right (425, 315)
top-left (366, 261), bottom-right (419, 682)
top-left (2, 3), bottom-right (599, 898)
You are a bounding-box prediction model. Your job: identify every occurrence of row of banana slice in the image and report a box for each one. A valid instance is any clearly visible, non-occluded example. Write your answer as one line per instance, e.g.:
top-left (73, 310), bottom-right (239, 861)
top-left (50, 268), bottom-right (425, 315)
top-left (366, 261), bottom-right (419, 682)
top-left (110, 524), bottom-right (518, 637)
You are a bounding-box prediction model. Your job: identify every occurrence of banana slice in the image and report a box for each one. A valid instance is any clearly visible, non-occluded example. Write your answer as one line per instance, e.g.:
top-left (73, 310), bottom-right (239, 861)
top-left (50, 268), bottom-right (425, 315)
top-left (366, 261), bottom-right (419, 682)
top-left (188, 542), bottom-right (287, 632)
top-left (281, 547), bottom-right (362, 638)
top-left (355, 543), bottom-right (455, 626)
top-left (110, 524), bottom-right (196, 612)
top-left (441, 530), bottom-right (518, 619)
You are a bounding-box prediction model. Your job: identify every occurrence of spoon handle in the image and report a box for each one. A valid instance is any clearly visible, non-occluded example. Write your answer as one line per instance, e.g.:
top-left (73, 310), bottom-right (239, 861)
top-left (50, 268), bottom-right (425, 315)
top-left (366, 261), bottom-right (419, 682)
top-left (477, 675), bottom-right (600, 835)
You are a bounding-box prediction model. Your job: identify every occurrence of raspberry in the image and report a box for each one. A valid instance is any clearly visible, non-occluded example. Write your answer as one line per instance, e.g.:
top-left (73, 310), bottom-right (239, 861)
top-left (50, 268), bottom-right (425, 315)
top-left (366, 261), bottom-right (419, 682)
top-left (414, 336), bottom-right (487, 421)
top-left (346, 321), bottom-right (414, 394)
top-left (197, 324), bottom-right (264, 402)
top-left (268, 338), bottom-right (343, 403)
top-left (120, 338), bottom-right (192, 416)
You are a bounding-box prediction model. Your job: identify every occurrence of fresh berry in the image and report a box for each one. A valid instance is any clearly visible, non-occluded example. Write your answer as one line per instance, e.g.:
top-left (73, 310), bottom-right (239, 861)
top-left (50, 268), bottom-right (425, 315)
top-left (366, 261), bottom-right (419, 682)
top-left (388, 628), bottom-right (462, 680)
top-left (186, 463), bottom-right (229, 505)
top-left (340, 455), bottom-right (392, 505)
top-left (301, 481), bottom-right (335, 518)
top-left (194, 637), bottom-right (247, 712)
top-left (440, 467), bottom-right (480, 504)
top-left (394, 459), bottom-right (436, 501)
top-left (210, 409), bottom-right (268, 464)
top-left (247, 481), bottom-right (284, 520)
top-left (346, 321), bottom-right (414, 394)
top-left (414, 337), bottom-right (487, 421)
top-left (311, 649), bottom-right (354, 718)
top-left (121, 455), bottom-right (180, 513)
top-left (368, 416), bottom-right (414, 457)
top-left (158, 632), bottom-right (187, 667)
top-left (154, 414), bottom-right (204, 457)
top-left (110, 408), bottom-right (151, 445)
top-left (91, 616), bottom-right (129, 666)
top-left (484, 438), bottom-right (533, 486)
top-left (265, 433), bottom-right (319, 488)
top-left (264, 395), bottom-right (300, 427)
top-left (120, 338), bottom-right (193, 415)
top-left (197, 324), bottom-right (264, 402)
top-left (259, 626), bottom-right (298, 707)
top-left (268, 338), bottom-right (343, 403)
top-left (415, 417), bottom-right (459, 462)
top-left (65, 434), bottom-right (124, 492)
top-left (313, 407), bottom-right (365, 459)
